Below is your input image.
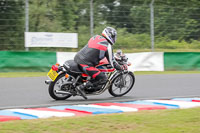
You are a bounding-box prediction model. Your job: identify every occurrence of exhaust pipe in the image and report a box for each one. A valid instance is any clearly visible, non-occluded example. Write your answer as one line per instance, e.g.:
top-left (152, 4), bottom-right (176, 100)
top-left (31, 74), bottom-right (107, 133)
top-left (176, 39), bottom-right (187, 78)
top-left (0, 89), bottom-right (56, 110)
top-left (55, 90), bottom-right (71, 95)
top-left (45, 80), bottom-right (51, 85)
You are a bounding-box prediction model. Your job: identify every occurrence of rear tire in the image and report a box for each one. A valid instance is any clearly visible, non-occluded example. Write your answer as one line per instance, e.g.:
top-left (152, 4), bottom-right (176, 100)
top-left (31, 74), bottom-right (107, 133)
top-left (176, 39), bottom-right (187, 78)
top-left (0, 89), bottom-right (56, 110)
top-left (48, 73), bottom-right (72, 100)
top-left (109, 71), bottom-right (135, 97)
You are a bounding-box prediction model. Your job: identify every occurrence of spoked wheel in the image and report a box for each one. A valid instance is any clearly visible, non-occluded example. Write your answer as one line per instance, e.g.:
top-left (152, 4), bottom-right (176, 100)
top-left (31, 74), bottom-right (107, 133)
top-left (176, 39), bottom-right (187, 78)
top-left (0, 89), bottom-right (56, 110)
top-left (48, 73), bottom-right (72, 100)
top-left (109, 71), bottom-right (135, 97)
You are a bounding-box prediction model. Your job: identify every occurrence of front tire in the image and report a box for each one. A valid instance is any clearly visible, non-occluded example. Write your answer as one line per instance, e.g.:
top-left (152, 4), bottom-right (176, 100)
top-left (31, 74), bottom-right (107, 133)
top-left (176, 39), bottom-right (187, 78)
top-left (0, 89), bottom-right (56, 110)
top-left (109, 71), bottom-right (135, 97)
top-left (48, 73), bottom-right (72, 100)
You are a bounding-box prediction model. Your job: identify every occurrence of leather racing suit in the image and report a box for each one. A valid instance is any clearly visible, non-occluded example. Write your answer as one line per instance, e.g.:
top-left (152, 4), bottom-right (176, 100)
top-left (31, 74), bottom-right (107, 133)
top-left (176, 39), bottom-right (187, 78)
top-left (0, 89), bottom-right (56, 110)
top-left (74, 35), bottom-right (122, 89)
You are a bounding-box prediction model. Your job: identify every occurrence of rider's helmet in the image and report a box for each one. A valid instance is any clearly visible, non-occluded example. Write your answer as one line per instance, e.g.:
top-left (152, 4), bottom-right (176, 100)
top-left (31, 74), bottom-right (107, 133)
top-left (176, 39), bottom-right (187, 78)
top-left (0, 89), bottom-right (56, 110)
top-left (102, 27), bottom-right (117, 45)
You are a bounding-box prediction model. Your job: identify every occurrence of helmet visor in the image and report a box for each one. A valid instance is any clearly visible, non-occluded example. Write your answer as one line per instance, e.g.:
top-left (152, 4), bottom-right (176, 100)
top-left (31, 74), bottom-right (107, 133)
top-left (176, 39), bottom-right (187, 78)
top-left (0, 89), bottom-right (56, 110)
top-left (112, 32), bottom-right (117, 43)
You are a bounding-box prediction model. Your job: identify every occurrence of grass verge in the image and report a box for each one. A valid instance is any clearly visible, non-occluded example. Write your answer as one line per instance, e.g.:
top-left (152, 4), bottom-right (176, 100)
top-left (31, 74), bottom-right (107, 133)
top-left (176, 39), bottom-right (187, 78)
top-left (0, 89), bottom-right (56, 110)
top-left (117, 48), bottom-right (200, 53)
top-left (0, 72), bottom-right (47, 77)
top-left (0, 71), bottom-right (200, 78)
top-left (134, 71), bottom-right (200, 75)
top-left (0, 107), bottom-right (200, 133)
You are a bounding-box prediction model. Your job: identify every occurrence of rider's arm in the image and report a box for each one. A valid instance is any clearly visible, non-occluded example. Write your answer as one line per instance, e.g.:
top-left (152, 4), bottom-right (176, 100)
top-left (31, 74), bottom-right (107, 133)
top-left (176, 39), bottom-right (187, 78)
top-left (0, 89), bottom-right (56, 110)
top-left (105, 44), bottom-right (123, 70)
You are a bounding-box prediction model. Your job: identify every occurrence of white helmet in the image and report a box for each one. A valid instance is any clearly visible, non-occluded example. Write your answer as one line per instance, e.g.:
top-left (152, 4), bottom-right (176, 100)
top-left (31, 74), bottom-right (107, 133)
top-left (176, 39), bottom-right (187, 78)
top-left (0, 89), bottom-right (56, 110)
top-left (102, 27), bottom-right (117, 45)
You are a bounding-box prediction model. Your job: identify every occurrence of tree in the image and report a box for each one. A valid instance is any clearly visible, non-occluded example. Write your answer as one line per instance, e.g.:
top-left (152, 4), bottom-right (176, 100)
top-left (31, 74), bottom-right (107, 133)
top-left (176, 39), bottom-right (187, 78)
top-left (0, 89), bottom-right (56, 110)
top-left (29, 0), bottom-right (89, 32)
top-left (154, 0), bottom-right (200, 41)
top-left (29, 0), bottom-right (63, 32)
top-left (0, 0), bottom-right (24, 50)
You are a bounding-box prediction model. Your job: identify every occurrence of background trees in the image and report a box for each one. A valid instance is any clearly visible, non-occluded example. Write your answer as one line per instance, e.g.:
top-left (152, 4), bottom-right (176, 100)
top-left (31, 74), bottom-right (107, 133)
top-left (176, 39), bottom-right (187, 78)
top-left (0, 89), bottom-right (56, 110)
top-left (0, 0), bottom-right (200, 50)
top-left (0, 0), bottom-right (24, 50)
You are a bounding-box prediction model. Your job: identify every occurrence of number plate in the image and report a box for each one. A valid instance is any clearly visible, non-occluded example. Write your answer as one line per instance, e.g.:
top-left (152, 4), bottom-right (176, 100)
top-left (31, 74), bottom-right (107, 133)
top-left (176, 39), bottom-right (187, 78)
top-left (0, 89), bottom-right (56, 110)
top-left (47, 69), bottom-right (58, 81)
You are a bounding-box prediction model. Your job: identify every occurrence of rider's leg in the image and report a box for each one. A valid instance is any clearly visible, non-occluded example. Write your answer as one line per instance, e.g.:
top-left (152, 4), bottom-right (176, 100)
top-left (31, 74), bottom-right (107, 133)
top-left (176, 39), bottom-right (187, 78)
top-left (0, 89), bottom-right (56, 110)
top-left (90, 72), bottom-right (107, 87)
top-left (78, 64), bottom-right (106, 90)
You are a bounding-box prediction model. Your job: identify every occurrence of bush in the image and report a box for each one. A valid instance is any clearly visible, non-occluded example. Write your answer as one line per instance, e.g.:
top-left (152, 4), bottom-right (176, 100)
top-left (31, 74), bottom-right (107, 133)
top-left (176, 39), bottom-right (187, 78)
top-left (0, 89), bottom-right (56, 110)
top-left (116, 28), bottom-right (151, 49)
top-left (75, 26), bottom-right (200, 51)
top-left (77, 26), bottom-right (91, 48)
top-left (155, 37), bottom-right (200, 49)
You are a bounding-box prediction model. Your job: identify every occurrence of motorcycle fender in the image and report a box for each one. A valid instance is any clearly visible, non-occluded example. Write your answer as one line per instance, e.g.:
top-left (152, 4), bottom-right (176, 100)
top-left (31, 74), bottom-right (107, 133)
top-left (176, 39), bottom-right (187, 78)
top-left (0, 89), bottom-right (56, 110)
top-left (108, 71), bottom-right (131, 83)
top-left (53, 71), bottom-right (67, 82)
top-left (108, 71), bottom-right (120, 83)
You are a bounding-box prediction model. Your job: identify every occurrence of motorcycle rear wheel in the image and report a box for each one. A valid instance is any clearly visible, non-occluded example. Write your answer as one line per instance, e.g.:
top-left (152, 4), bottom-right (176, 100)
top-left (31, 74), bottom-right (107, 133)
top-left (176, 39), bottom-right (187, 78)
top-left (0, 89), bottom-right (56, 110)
top-left (109, 71), bottom-right (135, 97)
top-left (48, 73), bottom-right (72, 100)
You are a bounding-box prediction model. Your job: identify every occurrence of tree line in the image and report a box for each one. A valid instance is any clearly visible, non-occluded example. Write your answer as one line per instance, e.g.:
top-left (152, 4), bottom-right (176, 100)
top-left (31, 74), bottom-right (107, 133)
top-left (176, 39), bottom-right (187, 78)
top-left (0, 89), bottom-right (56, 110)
top-left (0, 0), bottom-right (200, 50)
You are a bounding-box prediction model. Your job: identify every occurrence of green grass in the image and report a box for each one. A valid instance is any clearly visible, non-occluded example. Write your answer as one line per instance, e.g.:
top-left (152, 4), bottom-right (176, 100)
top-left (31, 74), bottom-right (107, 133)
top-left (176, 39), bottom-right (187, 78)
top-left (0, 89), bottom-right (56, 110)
top-left (115, 48), bottom-right (200, 53)
top-left (0, 107), bottom-right (200, 133)
top-left (0, 71), bottom-right (200, 78)
top-left (0, 72), bottom-right (47, 77)
top-left (134, 71), bottom-right (200, 75)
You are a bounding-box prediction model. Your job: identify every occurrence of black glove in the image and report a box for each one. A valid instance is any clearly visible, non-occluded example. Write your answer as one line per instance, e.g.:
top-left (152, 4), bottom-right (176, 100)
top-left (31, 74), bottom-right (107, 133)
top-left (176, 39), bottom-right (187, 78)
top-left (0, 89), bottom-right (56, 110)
top-left (113, 61), bottom-right (123, 71)
top-left (121, 64), bottom-right (128, 70)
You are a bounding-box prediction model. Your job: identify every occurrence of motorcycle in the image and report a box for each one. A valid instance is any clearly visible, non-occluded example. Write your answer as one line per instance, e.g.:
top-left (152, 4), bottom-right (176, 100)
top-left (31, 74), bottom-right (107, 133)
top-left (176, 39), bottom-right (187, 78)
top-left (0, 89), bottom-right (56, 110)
top-left (45, 51), bottom-right (135, 100)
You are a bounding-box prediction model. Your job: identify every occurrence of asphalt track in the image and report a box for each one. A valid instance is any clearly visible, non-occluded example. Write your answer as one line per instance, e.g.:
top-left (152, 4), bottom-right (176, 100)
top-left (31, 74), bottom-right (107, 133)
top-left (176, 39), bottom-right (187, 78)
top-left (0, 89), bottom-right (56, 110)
top-left (0, 74), bottom-right (200, 109)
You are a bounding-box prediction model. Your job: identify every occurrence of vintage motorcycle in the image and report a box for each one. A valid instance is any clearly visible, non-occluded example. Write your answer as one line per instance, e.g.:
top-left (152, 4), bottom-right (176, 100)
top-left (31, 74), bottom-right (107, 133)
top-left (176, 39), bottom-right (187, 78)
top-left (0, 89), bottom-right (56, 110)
top-left (45, 52), bottom-right (135, 100)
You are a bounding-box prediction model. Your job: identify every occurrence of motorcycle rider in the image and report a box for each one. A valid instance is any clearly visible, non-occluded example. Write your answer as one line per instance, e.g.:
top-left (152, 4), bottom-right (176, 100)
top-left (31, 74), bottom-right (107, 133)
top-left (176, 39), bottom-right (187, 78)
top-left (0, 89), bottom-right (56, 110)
top-left (74, 27), bottom-right (123, 99)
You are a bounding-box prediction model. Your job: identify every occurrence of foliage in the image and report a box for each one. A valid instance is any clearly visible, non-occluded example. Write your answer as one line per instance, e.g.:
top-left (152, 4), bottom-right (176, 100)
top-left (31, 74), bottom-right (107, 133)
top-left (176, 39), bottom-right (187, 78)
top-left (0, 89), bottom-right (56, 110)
top-left (116, 28), bottom-right (150, 49)
top-left (154, 0), bottom-right (200, 41)
top-left (0, 0), bottom-right (24, 50)
top-left (155, 37), bottom-right (200, 49)
top-left (0, 0), bottom-right (200, 51)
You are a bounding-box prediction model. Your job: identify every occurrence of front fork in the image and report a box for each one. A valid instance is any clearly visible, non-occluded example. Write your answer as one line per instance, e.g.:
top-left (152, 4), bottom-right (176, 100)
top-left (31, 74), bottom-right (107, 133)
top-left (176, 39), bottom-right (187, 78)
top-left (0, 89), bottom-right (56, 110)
top-left (110, 70), bottom-right (129, 88)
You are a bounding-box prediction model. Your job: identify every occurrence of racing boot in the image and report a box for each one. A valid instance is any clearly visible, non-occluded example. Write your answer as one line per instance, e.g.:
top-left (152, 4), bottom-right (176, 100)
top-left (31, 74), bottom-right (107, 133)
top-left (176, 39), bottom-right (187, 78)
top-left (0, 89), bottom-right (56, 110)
top-left (77, 80), bottom-right (96, 98)
top-left (76, 83), bottom-right (87, 100)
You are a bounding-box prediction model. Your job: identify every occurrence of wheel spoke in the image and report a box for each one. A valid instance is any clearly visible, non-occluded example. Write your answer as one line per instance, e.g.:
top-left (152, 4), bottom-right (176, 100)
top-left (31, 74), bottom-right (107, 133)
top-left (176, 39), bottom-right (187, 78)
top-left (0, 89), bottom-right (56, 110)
top-left (110, 72), bottom-right (135, 96)
top-left (54, 77), bottom-right (71, 97)
top-left (113, 87), bottom-right (119, 92)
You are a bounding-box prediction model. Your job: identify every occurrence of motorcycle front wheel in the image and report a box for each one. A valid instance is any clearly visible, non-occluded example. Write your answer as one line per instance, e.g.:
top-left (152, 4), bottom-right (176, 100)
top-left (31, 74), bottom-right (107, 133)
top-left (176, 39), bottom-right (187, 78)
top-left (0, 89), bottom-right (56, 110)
top-left (109, 71), bottom-right (135, 97)
top-left (48, 73), bottom-right (72, 100)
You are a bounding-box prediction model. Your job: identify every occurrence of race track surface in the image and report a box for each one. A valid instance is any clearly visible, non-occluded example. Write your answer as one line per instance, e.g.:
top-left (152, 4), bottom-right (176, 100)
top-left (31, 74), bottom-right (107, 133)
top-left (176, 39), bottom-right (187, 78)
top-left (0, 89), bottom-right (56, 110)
top-left (0, 74), bottom-right (200, 109)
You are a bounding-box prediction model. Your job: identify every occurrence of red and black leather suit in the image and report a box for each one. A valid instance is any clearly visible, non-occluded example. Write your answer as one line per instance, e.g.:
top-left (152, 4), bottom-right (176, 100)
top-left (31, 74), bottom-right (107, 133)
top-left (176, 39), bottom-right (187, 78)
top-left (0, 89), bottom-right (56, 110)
top-left (74, 35), bottom-right (122, 86)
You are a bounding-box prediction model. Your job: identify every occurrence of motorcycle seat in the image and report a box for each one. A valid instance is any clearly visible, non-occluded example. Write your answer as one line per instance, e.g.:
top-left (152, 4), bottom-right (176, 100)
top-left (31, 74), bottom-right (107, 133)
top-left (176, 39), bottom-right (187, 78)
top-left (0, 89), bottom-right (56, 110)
top-left (63, 60), bottom-right (83, 74)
